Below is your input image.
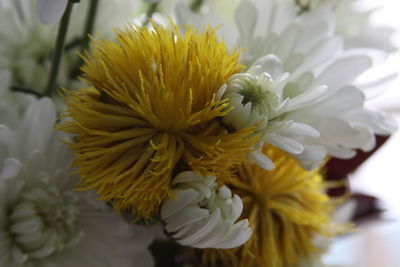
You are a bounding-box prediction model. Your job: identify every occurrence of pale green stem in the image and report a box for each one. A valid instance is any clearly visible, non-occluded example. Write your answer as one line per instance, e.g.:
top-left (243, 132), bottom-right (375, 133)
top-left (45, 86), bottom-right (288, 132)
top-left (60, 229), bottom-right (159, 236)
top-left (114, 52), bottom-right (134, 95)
top-left (144, 2), bottom-right (158, 26)
top-left (190, 0), bottom-right (203, 12)
top-left (44, 1), bottom-right (75, 96)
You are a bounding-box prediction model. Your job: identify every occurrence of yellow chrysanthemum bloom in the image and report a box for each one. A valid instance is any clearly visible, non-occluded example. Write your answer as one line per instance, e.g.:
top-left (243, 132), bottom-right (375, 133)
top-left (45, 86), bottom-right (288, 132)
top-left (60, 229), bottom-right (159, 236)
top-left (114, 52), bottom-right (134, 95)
top-left (60, 23), bottom-right (260, 219)
top-left (198, 146), bottom-right (338, 267)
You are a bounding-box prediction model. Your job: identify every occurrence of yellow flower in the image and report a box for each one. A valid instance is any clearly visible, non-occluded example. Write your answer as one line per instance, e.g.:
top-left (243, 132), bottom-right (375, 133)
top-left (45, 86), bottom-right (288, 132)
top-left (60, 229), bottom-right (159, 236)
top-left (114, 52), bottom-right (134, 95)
top-left (198, 146), bottom-right (338, 267)
top-left (60, 23), bottom-right (260, 219)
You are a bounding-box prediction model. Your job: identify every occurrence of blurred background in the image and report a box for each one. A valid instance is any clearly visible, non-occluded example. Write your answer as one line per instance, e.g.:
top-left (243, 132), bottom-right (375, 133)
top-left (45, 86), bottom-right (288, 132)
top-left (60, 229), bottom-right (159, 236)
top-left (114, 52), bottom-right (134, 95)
top-left (323, 0), bottom-right (400, 266)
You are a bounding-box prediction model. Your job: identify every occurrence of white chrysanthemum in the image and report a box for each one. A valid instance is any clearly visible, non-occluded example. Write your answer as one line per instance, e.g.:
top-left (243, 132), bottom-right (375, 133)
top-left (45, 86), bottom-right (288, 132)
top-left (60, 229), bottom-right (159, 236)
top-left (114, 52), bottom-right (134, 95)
top-left (0, 98), bottom-right (156, 267)
top-left (333, 0), bottom-right (397, 52)
top-left (161, 171), bottom-right (252, 249)
top-left (222, 56), bottom-right (324, 169)
top-left (176, 0), bottom-right (397, 170)
top-left (0, 0), bottom-right (138, 97)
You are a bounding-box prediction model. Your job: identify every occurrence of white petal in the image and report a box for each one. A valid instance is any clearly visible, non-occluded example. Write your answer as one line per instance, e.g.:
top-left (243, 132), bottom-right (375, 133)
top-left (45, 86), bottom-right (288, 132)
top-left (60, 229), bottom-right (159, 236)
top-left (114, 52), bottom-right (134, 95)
top-left (165, 207), bottom-right (209, 233)
top-left (317, 85), bottom-right (365, 113)
top-left (276, 23), bottom-right (302, 62)
top-left (229, 195), bottom-right (243, 222)
top-left (161, 189), bottom-right (200, 219)
top-left (247, 148), bottom-right (275, 170)
top-left (172, 171), bottom-right (204, 185)
top-left (279, 122), bottom-right (320, 139)
top-left (325, 146), bottom-right (357, 159)
top-left (0, 158), bottom-right (22, 180)
top-left (285, 85), bottom-right (327, 112)
top-left (349, 109), bottom-right (397, 135)
top-left (235, 1), bottom-right (257, 45)
top-left (264, 133), bottom-right (304, 154)
top-left (294, 145), bottom-right (327, 171)
top-left (194, 220), bottom-right (232, 248)
top-left (357, 72), bottom-right (398, 99)
top-left (253, 54), bottom-right (285, 79)
top-left (313, 54), bottom-right (372, 92)
top-left (318, 118), bottom-right (371, 149)
top-left (178, 208), bottom-right (221, 246)
top-left (213, 219), bottom-right (252, 249)
top-left (37, 0), bottom-right (68, 25)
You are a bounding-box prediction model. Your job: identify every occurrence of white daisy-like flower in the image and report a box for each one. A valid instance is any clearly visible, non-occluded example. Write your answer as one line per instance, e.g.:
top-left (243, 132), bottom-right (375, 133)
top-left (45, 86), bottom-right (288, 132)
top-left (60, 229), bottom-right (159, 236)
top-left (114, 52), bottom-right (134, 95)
top-left (0, 98), bottom-right (156, 267)
top-left (0, 0), bottom-right (138, 97)
top-left (176, 0), bottom-right (397, 170)
top-left (37, 0), bottom-right (69, 25)
top-left (161, 171), bottom-right (252, 249)
top-left (222, 55), bottom-right (324, 170)
top-left (333, 0), bottom-right (398, 52)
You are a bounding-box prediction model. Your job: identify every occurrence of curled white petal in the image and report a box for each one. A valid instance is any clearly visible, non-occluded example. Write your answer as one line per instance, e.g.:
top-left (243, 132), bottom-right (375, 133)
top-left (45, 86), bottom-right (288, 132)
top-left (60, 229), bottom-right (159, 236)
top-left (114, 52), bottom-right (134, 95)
top-left (161, 171), bottom-right (252, 249)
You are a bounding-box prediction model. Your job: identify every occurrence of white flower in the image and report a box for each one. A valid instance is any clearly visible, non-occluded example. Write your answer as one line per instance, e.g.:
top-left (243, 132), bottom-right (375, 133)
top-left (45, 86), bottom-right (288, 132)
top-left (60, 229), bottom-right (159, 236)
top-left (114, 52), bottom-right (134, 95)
top-left (176, 0), bottom-right (397, 170)
top-left (0, 0), bottom-right (138, 98)
top-left (161, 171), bottom-right (252, 249)
top-left (333, 0), bottom-right (398, 52)
top-left (222, 56), bottom-right (324, 170)
top-left (37, 0), bottom-right (69, 25)
top-left (0, 98), bottom-right (156, 267)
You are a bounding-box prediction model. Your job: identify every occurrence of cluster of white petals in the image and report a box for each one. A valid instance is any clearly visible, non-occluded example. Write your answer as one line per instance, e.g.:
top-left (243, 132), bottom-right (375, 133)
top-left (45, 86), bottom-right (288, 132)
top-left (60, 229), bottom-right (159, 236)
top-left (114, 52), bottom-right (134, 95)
top-left (0, 98), bottom-right (155, 267)
top-left (161, 171), bottom-right (252, 249)
top-left (176, 0), bottom-right (397, 170)
top-left (0, 0), bottom-right (139, 98)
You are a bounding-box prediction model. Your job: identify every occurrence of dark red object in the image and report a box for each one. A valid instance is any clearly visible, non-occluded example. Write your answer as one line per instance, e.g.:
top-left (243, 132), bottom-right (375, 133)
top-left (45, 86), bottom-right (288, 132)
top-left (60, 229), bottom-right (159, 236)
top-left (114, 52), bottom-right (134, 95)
top-left (324, 135), bottom-right (391, 222)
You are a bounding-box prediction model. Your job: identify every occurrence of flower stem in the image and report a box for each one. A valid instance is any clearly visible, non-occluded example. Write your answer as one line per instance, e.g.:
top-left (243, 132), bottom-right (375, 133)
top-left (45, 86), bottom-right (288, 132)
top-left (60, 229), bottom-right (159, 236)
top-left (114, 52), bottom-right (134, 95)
top-left (294, 0), bottom-right (310, 15)
top-left (143, 3), bottom-right (158, 26)
top-left (70, 0), bottom-right (99, 77)
top-left (44, 1), bottom-right (74, 97)
top-left (82, 0), bottom-right (98, 50)
top-left (11, 86), bottom-right (43, 98)
top-left (190, 0), bottom-right (203, 12)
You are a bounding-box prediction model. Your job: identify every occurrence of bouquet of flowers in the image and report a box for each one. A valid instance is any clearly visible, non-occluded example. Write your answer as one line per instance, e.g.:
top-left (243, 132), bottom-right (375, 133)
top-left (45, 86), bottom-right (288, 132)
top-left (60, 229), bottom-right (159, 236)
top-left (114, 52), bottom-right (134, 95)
top-left (0, 0), bottom-right (397, 266)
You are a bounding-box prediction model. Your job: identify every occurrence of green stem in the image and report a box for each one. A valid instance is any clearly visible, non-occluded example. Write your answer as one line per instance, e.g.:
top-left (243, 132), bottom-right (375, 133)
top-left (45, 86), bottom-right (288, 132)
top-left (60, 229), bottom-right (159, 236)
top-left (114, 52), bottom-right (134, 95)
top-left (70, 0), bottom-right (99, 77)
top-left (44, 1), bottom-right (75, 97)
top-left (190, 0), bottom-right (203, 12)
top-left (295, 0), bottom-right (310, 15)
top-left (11, 86), bottom-right (43, 98)
top-left (82, 0), bottom-right (99, 51)
top-left (143, 3), bottom-right (158, 26)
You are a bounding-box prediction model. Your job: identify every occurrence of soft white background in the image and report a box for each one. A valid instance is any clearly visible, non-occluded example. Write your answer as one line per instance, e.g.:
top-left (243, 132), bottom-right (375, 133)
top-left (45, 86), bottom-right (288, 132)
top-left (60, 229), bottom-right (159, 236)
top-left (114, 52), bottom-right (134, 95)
top-left (324, 0), bottom-right (400, 266)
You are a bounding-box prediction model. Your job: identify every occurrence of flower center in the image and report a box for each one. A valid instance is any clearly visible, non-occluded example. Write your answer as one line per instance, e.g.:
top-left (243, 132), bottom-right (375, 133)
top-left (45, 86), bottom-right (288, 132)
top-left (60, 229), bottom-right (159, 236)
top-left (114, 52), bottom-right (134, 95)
top-left (238, 80), bottom-right (280, 118)
top-left (6, 180), bottom-right (83, 263)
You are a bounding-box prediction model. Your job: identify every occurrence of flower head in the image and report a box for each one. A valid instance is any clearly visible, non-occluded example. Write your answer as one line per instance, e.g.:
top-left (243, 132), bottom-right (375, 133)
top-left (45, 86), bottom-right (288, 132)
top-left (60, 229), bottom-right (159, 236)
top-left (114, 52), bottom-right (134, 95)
top-left (0, 98), bottom-right (156, 267)
top-left (176, 0), bottom-right (397, 170)
top-left (61, 23), bottom-right (260, 218)
top-left (198, 146), bottom-right (337, 267)
top-left (223, 62), bottom-right (290, 131)
top-left (161, 171), bottom-right (252, 249)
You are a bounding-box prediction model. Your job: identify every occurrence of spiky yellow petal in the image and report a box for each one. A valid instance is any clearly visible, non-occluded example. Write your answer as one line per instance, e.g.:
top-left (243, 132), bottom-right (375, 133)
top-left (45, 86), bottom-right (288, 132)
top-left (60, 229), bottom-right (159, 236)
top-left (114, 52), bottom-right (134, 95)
top-left (198, 146), bottom-right (338, 267)
top-left (60, 23), bottom-right (260, 219)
